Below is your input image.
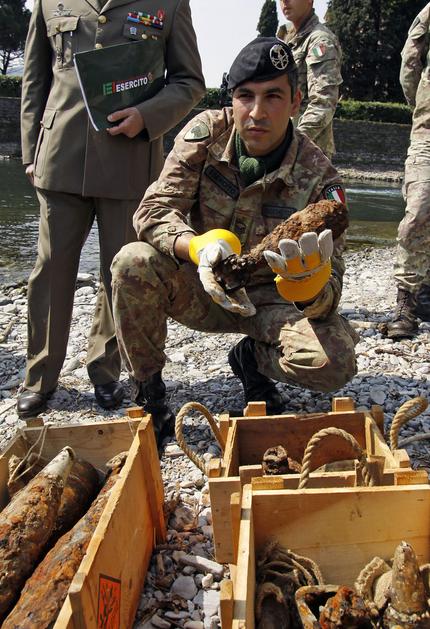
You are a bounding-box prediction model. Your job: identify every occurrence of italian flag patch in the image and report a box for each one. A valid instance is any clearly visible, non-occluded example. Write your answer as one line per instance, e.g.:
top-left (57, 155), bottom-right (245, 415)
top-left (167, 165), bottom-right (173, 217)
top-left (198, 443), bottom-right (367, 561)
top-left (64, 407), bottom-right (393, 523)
top-left (323, 184), bottom-right (346, 204)
top-left (311, 43), bottom-right (326, 58)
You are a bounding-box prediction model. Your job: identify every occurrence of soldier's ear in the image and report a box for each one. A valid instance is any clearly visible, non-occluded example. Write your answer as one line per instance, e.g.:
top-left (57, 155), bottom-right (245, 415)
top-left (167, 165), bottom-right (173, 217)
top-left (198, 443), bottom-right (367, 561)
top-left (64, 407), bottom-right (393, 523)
top-left (291, 89), bottom-right (302, 116)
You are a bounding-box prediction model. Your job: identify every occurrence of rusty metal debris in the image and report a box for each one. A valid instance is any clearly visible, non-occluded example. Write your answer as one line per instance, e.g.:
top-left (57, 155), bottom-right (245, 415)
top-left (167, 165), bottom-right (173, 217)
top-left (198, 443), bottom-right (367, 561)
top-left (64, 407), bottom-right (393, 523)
top-left (262, 445), bottom-right (302, 475)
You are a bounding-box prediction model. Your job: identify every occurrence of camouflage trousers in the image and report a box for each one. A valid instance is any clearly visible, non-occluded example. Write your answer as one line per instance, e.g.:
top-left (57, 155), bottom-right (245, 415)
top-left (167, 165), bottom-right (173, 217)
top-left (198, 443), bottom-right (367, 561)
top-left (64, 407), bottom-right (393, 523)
top-left (394, 148), bottom-right (430, 292)
top-left (111, 243), bottom-right (358, 393)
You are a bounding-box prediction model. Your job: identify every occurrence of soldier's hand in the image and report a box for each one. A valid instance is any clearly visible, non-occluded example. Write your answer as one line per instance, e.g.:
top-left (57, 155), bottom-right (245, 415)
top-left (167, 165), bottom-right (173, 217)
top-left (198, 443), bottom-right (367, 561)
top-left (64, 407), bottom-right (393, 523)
top-left (189, 230), bottom-right (256, 317)
top-left (25, 163), bottom-right (35, 186)
top-left (264, 230), bottom-right (333, 303)
top-left (106, 107), bottom-right (145, 138)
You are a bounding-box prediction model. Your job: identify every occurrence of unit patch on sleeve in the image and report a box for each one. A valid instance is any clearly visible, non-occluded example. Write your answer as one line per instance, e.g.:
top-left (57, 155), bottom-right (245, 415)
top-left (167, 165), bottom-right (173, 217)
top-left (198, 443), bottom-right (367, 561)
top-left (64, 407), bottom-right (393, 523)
top-left (184, 121), bottom-right (210, 142)
top-left (322, 184), bottom-right (346, 204)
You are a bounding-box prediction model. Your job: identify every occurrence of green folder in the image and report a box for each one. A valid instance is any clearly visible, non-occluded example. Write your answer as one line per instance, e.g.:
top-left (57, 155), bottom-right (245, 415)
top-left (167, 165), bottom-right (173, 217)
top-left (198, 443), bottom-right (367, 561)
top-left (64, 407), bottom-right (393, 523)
top-left (74, 39), bottom-right (165, 131)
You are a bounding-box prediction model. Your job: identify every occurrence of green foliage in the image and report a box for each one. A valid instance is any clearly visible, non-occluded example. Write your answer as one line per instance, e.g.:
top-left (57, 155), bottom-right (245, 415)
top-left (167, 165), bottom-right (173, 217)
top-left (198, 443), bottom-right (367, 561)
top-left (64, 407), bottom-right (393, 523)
top-left (326, 0), bottom-right (425, 102)
top-left (0, 0), bottom-right (31, 75)
top-left (335, 99), bottom-right (412, 124)
top-left (257, 0), bottom-right (278, 37)
top-left (0, 74), bottom-right (22, 96)
top-left (198, 88), bottom-right (225, 109)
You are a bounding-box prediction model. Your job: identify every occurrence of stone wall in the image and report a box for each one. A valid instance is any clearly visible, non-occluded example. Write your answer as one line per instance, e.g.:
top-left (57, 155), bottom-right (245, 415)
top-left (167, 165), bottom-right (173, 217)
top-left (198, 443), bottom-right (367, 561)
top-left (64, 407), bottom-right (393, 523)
top-left (1, 97), bottom-right (412, 168)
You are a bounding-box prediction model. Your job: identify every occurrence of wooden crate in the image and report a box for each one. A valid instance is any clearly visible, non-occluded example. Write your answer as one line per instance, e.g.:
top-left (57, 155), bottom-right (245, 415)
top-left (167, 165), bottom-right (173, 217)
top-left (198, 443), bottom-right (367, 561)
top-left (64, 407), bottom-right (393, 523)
top-left (0, 411), bottom-right (165, 629)
top-left (208, 397), bottom-right (422, 564)
top-left (220, 482), bottom-right (430, 629)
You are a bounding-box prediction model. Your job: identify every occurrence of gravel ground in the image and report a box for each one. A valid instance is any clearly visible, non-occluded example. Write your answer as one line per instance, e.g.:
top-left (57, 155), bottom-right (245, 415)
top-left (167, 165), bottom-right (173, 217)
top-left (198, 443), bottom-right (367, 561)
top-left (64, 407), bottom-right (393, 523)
top-left (1, 244), bottom-right (430, 628)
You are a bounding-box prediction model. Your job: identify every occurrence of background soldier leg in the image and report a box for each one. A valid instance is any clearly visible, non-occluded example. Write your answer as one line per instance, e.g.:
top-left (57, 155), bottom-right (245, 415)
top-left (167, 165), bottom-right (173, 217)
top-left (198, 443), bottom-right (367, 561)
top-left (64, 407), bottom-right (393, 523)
top-left (19, 190), bottom-right (96, 417)
top-left (389, 154), bottom-right (430, 338)
top-left (86, 198), bottom-right (138, 400)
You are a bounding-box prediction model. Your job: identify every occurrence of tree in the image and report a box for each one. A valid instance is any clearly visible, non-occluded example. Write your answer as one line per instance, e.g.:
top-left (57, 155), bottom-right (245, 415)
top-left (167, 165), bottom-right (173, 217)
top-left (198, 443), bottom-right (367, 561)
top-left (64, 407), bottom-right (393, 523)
top-left (0, 0), bottom-right (31, 75)
top-left (257, 0), bottom-right (278, 38)
top-left (326, 0), bottom-right (426, 102)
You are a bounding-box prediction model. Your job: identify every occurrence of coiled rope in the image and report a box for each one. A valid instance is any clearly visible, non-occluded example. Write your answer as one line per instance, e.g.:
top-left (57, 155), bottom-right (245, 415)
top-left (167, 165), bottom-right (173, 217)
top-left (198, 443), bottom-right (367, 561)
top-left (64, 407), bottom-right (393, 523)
top-left (298, 427), bottom-right (374, 490)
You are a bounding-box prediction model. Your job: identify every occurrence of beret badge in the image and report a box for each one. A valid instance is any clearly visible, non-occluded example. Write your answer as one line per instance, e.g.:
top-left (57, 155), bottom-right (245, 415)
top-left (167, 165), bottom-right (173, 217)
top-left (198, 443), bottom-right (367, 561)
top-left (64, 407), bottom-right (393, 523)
top-left (270, 44), bottom-right (290, 70)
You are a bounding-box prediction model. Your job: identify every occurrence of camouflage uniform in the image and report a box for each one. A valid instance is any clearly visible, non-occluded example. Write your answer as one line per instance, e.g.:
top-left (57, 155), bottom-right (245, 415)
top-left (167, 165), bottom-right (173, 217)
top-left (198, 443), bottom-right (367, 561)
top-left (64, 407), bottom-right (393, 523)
top-left (278, 10), bottom-right (342, 159)
top-left (112, 109), bottom-right (358, 393)
top-left (394, 3), bottom-right (430, 293)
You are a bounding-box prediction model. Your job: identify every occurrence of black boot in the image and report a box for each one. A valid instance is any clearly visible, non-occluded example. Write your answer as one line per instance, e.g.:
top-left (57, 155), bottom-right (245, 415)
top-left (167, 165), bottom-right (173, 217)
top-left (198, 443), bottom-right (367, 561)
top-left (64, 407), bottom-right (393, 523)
top-left (416, 284), bottom-right (430, 322)
top-left (386, 288), bottom-right (418, 339)
top-left (131, 372), bottom-right (175, 446)
top-left (228, 337), bottom-right (285, 415)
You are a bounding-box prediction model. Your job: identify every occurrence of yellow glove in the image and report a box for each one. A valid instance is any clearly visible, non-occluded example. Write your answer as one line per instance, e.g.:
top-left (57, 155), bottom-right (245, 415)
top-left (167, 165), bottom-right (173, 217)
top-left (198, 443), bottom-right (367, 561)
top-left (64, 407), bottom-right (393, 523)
top-left (189, 229), bottom-right (256, 317)
top-left (263, 230), bottom-right (333, 303)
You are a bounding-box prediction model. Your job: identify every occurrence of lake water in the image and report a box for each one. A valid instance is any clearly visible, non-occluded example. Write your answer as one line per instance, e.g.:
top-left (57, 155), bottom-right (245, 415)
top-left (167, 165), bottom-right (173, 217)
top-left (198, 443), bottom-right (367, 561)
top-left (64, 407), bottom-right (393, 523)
top-left (0, 159), bottom-right (405, 285)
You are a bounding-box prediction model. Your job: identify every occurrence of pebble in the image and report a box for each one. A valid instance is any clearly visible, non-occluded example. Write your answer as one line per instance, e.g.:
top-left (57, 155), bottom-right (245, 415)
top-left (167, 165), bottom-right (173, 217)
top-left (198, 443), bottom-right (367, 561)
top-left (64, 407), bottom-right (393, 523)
top-left (171, 575), bottom-right (198, 599)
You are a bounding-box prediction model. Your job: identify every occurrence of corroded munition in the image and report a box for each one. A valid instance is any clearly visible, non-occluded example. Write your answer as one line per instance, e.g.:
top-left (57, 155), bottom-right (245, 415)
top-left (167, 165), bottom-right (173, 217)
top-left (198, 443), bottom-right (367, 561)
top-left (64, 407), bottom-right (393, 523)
top-left (214, 200), bottom-right (348, 291)
top-left (2, 452), bottom-right (126, 628)
top-left (0, 447), bottom-right (75, 619)
top-left (383, 541), bottom-right (429, 629)
top-left (262, 445), bottom-right (301, 475)
top-left (319, 586), bottom-right (378, 628)
top-left (8, 454), bottom-right (100, 540)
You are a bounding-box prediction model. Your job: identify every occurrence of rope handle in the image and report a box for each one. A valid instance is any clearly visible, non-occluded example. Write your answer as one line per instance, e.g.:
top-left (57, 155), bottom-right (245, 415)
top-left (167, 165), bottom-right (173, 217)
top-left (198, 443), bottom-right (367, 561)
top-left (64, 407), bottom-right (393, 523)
top-left (298, 427), bottom-right (374, 490)
top-left (175, 402), bottom-right (225, 474)
top-left (9, 422), bottom-right (52, 485)
top-left (389, 396), bottom-right (428, 452)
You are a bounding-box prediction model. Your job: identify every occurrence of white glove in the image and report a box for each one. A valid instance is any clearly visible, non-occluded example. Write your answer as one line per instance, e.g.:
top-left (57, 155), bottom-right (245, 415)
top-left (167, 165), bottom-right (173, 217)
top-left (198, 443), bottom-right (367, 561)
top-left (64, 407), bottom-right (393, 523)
top-left (197, 240), bottom-right (256, 317)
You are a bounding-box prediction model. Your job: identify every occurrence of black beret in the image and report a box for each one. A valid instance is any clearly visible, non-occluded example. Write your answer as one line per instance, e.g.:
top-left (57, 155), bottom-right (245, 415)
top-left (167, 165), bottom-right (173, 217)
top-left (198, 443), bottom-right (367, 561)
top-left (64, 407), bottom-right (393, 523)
top-left (227, 37), bottom-right (296, 90)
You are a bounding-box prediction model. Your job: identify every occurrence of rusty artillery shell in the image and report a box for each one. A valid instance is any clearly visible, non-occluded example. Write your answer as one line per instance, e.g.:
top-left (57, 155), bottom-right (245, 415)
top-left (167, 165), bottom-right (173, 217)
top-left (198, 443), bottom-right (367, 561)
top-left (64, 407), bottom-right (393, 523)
top-left (214, 200), bottom-right (348, 291)
top-left (8, 453), bottom-right (101, 542)
top-left (0, 447), bottom-right (75, 620)
top-left (2, 456), bottom-right (125, 628)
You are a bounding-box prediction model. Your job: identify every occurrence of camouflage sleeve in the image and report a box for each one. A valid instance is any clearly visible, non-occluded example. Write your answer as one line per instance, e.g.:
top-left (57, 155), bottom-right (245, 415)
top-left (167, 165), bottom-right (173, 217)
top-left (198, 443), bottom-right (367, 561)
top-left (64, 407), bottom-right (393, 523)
top-left (301, 180), bottom-right (346, 320)
top-left (297, 36), bottom-right (342, 141)
top-left (400, 9), bottom-right (430, 107)
top-left (133, 113), bottom-right (214, 257)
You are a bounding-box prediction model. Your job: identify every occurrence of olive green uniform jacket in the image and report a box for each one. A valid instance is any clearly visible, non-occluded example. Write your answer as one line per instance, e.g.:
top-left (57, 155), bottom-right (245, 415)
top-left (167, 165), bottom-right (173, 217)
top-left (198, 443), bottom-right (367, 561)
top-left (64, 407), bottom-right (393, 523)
top-left (278, 11), bottom-right (342, 158)
top-left (21, 0), bottom-right (205, 199)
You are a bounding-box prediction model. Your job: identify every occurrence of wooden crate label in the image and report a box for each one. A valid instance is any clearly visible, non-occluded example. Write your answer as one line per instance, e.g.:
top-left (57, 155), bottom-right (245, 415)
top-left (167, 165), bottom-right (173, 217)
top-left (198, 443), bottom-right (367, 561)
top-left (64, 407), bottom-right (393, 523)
top-left (97, 574), bottom-right (121, 629)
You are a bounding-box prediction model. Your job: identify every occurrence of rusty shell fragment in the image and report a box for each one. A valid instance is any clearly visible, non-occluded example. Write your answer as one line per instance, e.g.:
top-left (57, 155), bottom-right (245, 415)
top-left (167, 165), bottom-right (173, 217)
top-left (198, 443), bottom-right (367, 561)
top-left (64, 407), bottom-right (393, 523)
top-left (0, 447), bottom-right (75, 619)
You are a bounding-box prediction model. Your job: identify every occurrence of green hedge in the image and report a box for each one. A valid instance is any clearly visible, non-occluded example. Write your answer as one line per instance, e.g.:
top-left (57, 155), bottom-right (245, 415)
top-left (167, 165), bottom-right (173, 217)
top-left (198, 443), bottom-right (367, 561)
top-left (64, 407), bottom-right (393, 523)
top-left (335, 99), bottom-right (412, 124)
top-left (0, 77), bottom-right (412, 125)
top-left (0, 75), bottom-right (22, 97)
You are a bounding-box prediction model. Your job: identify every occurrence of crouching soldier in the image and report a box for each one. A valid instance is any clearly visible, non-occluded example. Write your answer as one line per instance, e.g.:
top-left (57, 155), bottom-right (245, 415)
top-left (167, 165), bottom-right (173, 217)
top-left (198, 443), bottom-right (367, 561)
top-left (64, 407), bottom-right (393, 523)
top-left (111, 37), bottom-right (358, 445)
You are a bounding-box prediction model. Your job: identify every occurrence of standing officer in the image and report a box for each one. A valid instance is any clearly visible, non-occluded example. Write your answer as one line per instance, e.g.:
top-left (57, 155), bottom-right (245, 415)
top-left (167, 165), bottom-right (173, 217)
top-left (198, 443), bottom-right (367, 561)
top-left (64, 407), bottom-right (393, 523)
top-left (387, 3), bottom-right (430, 339)
top-left (277, 0), bottom-right (342, 159)
top-left (18, 0), bottom-right (205, 418)
top-left (111, 37), bottom-right (358, 445)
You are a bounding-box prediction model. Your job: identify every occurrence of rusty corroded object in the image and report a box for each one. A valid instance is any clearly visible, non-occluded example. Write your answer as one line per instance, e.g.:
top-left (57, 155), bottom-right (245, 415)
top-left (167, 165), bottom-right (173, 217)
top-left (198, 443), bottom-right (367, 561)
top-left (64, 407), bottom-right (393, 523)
top-left (355, 541), bottom-right (430, 628)
top-left (255, 541), bottom-right (324, 629)
top-left (262, 445), bottom-right (302, 475)
top-left (319, 586), bottom-right (378, 628)
top-left (0, 447), bottom-right (75, 620)
top-left (8, 452), bottom-right (101, 542)
top-left (355, 556), bottom-right (392, 610)
top-left (214, 200), bottom-right (348, 292)
top-left (296, 584), bottom-right (378, 628)
top-left (383, 541), bottom-right (430, 629)
top-left (2, 452), bottom-right (126, 628)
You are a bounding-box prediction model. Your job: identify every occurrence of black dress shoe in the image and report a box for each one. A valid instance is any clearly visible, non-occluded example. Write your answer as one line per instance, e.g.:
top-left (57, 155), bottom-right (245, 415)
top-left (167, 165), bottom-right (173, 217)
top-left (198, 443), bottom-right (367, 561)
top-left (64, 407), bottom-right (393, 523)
top-left (94, 381), bottom-right (125, 410)
top-left (17, 389), bottom-right (54, 419)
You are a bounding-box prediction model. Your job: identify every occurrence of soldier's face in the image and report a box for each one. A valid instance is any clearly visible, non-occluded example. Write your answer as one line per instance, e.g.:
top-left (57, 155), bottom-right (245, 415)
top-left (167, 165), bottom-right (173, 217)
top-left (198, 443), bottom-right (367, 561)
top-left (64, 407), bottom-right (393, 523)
top-left (232, 75), bottom-right (301, 157)
top-left (280, 0), bottom-right (313, 25)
